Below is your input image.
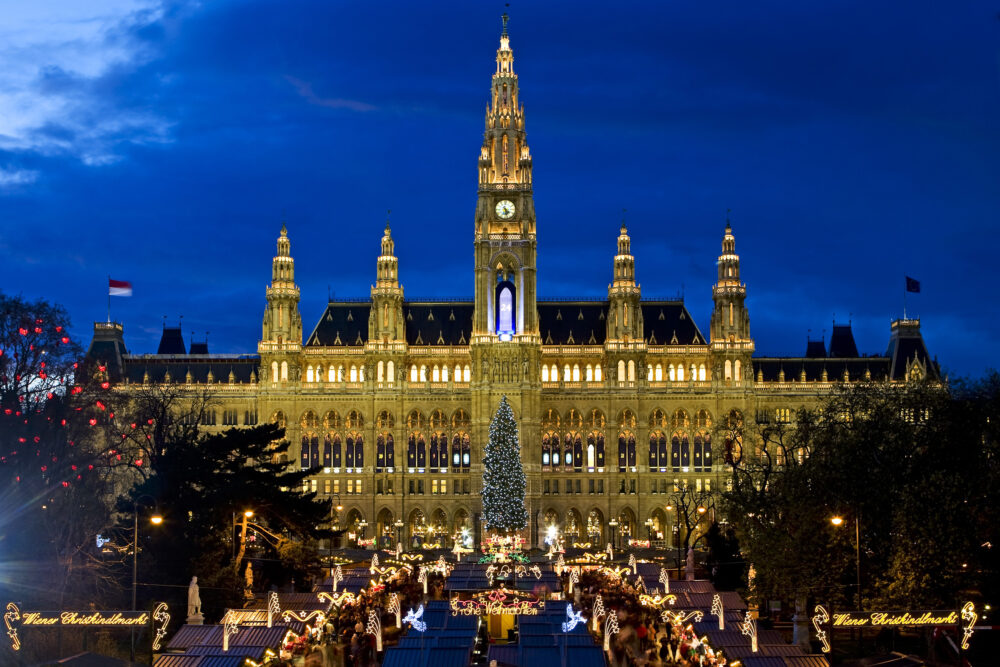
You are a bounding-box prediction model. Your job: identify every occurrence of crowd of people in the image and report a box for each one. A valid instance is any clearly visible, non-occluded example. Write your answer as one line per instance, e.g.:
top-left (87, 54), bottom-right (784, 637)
top-left (568, 568), bottom-right (731, 667)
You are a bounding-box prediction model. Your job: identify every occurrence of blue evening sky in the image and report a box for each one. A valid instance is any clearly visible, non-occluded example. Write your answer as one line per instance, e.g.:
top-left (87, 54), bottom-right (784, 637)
top-left (1, 1), bottom-right (997, 378)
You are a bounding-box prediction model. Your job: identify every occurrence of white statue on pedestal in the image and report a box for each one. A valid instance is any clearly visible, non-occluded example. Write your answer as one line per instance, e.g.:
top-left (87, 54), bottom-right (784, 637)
top-left (187, 576), bottom-right (203, 623)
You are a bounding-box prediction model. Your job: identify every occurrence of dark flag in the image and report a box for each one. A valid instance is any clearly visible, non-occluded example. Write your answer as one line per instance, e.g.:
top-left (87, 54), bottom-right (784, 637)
top-left (905, 276), bottom-right (921, 293)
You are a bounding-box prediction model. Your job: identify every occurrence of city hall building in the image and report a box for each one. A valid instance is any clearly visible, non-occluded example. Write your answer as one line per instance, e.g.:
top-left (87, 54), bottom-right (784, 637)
top-left (88, 18), bottom-right (937, 550)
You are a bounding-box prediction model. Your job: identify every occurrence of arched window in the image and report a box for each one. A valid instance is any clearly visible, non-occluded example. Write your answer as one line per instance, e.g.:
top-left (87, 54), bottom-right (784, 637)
top-left (462, 434), bottom-right (471, 468)
top-left (345, 433), bottom-right (363, 469)
top-left (463, 365), bottom-right (471, 382)
top-left (734, 359), bottom-right (742, 384)
top-left (323, 435), bottom-right (332, 467)
top-left (563, 364), bottom-right (571, 382)
top-left (617, 360), bottom-right (626, 385)
top-left (677, 364), bottom-right (685, 382)
top-left (280, 361), bottom-right (288, 381)
top-left (387, 360), bottom-right (395, 385)
top-left (655, 364), bottom-right (662, 381)
top-left (669, 364), bottom-right (676, 381)
top-left (495, 279), bottom-right (516, 338)
top-left (690, 364), bottom-right (697, 381)
top-left (571, 433), bottom-right (583, 470)
top-left (542, 366), bottom-right (549, 382)
top-left (350, 365), bottom-right (358, 382)
top-left (693, 431), bottom-right (711, 472)
top-left (377, 360), bottom-right (384, 383)
top-left (337, 365), bottom-right (344, 382)
top-left (454, 364), bottom-right (461, 382)
top-left (331, 434), bottom-right (342, 467)
top-left (699, 363), bottom-right (706, 381)
top-left (572, 364), bottom-right (580, 382)
top-left (328, 366), bottom-right (336, 382)
top-left (542, 433), bottom-right (552, 467)
top-left (306, 365), bottom-right (314, 383)
top-left (628, 360), bottom-right (636, 382)
top-left (441, 365), bottom-right (448, 382)
top-left (271, 361), bottom-right (278, 382)
top-left (300, 434), bottom-right (320, 469)
top-left (595, 365), bottom-right (602, 382)
top-left (585, 364), bottom-right (593, 382)
top-left (432, 365), bottom-right (440, 382)
top-left (359, 365), bottom-right (365, 382)
top-left (410, 365), bottom-right (418, 382)
top-left (725, 360), bottom-right (732, 381)
top-left (420, 365), bottom-right (427, 382)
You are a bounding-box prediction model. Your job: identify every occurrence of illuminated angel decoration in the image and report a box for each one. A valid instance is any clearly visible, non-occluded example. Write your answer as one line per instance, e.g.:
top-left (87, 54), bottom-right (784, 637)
top-left (812, 605), bottom-right (830, 653)
top-left (527, 564), bottom-right (542, 579)
top-left (961, 602), bottom-right (977, 650)
top-left (403, 605), bottom-right (426, 632)
top-left (740, 610), bottom-right (758, 653)
top-left (711, 594), bottom-right (724, 630)
top-left (561, 603), bottom-right (586, 632)
top-left (152, 603), bottom-right (170, 651)
top-left (485, 564), bottom-right (499, 585)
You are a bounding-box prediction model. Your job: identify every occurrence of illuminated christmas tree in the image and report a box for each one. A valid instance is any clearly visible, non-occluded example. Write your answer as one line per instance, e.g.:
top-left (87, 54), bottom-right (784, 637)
top-left (481, 395), bottom-right (528, 533)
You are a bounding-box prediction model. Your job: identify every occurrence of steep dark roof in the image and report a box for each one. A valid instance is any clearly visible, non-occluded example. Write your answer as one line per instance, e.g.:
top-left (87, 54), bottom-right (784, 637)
top-left (538, 301), bottom-right (608, 345)
top-left (189, 341), bottom-right (209, 354)
top-left (641, 302), bottom-right (706, 345)
top-left (122, 356), bottom-right (259, 384)
top-left (306, 302), bottom-right (370, 347)
top-left (828, 324), bottom-right (859, 357)
top-left (805, 340), bottom-right (826, 358)
top-left (401, 303), bottom-right (473, 346)
top-left (85, 323), bottom-right (128, 380)
top-left (752, 357), bottom-right (890, 382)
top-left (885, 319), bottom-right (939, 381)
top-left (157, 327), bottom-right (186, 355)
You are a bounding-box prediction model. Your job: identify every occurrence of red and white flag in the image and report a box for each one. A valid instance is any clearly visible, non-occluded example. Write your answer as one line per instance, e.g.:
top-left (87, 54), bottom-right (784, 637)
top-left (109, 278), bottom-right (133, 297)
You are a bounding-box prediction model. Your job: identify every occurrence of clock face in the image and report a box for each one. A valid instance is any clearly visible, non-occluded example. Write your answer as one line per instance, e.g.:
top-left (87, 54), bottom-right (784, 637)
top-left (495, 200), bottom-right (516, 220)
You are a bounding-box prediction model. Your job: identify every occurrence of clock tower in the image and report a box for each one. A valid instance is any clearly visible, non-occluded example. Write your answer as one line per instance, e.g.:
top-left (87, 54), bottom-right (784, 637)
top-left (473, 13), bottom-right (538, 341)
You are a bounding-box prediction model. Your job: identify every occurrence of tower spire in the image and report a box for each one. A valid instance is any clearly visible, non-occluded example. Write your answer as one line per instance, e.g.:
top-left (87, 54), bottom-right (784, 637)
top-left (501, 12), bottom-right (509, 38)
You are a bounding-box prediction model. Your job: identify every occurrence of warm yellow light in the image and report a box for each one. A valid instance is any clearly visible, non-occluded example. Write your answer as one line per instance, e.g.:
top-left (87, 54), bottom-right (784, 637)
top-left (336, 505), bottom-right (343, 512)
top-left (150, 514), bottom-right (163, 525)
top-left (244, 510), bottom-right (254, 518)
top-left (665, 505), bottom-right (674, 511)
top-left (830, 516), bottom-right (844, 526)
top-left (697, 506), bottom-right (707, 514)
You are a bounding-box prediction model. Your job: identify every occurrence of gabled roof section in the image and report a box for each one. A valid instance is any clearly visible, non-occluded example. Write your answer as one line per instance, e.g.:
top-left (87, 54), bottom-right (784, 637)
top-left (828, 323), bottom-right (859, 357)
top-left (157, 326), bottom-right (186, 355)
top-left (402, 302), bottom-right (474, 346)
top-left (306, 302), bottom-right (371, 347)
top-left (805, 340), bottom-right (827, 358)
top-left (121, 357), bottom-right (259, 384)
top-left (886, 319), bottom-right (939, 381)
top-left (538, 300), bottom-right (608, 346)
top-left (641, 301), bottom-right (706, 346)
top-left (752, 357), bottom-right (890, 383)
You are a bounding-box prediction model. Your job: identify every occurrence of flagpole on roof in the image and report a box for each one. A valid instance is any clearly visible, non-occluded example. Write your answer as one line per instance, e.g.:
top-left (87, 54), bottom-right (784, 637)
top-left (902, 273), bottom-right (907, 321)
top-left (107, 274), bottom-right (111, 324)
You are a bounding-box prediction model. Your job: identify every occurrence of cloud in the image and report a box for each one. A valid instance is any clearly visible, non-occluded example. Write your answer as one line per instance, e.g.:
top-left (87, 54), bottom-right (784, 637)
top-left (285, 76), bottom-right (376, 112)
top-left (0, 1), bottom-right (175, 166)
top-left (0, 167), bottom-right (39, 188)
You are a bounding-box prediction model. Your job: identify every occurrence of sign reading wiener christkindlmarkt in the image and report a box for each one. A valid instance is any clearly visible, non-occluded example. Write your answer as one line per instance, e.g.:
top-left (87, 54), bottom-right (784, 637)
top-left (4, 602), bottom-right (170, 652)
top-left (831, 610), bottom-right (958, 628)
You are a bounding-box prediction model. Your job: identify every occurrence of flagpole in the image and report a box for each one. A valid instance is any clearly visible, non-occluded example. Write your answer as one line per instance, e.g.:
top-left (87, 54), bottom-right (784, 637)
top-left (107, 275), bottom-right (111, 323)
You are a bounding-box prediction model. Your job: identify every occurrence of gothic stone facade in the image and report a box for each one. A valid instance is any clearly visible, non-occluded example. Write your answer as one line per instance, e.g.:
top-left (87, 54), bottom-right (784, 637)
top-left (87, 22), bottom-right (937, 550)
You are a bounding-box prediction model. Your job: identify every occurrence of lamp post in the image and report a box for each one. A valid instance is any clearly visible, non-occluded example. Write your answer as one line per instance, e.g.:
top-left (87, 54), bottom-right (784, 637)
top-left (831, 514), bottom-right (862, 611)
top-left (608, 518), bottom-right (618, 551)
top-left (394, 519), bottom-right (404, 550)
top-left (131, 496), bottom-right (162, 662)
top-left (644, 518), bottom-right (654, 543)
top-left (332, 494), bottom-right (343, 550)
top-left (359, 519), bottom-right (368, 543)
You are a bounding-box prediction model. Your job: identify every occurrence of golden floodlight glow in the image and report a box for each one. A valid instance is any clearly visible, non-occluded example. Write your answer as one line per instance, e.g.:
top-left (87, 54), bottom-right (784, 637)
top-left (697, 506), bottom-right (707, 514)
top-left (831, 516), bottom-right (844, 526)
top-left (665, 505), bottom-right (674, 511)
top-left (244, 510), bottom-right (254, 518)
top-left (150, 514), bottom-right (163, 525)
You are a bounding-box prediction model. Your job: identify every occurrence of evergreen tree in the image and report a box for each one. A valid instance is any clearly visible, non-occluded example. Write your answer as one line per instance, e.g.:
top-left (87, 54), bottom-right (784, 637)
top-left (481, 395), bottom-right (528, 533)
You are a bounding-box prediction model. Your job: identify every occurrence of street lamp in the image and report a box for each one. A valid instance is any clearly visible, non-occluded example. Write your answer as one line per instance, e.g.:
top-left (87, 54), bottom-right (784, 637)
top-left (131, 495), bottom-right (161, 662)
top-left (831, 514), bottom-right (862, 611)
top-left (644, 518), bottom-right (654, 542)
top-left (394, 519), bottom-right (404, 550)
top-left (608, 518), bottom-right (618, 551)
top-left (359, 519), bottom-right (368, 541)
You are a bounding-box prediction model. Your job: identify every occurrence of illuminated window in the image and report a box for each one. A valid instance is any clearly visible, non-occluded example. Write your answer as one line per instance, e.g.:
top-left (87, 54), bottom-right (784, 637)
top-left (432, 365), bottom-right (440, 382)
top-left (387, 360), bottom-right (395, 385)
top-left (542, 366), bottom-right (549, 382)
top-left (280, 361), bottom-right (288, 382)
top-left (420, 365), bottom-right (427, 382)
top-left (734, 360), bottom-right (742, 384)
top-left (410, 365), bottom-right (418, 382)
top-left (454, 364), bottom-right (461, 382)
top-left (349, 365), bottom-right (357, 382)
top-left (699, 364), bottom-right (706, 381)
top-left (668, 364), bottom-right (675, 381)
top-left (595, 365), bottom-right (602, 382)
top-left (655, 364), bottom-right (662, 381)
top-left (463, 365), bottom-right (471, 382)
top-left (377, 361), bottom-right (384, 382)
top-left (690, 364), bottom-right (697, 381)
top-left (563, 364), bottom-right (571, 382)
top-left (617, 360), bottom-right (626, 384)
top-left (337, 365), bottom-right (344, 382)
top-left (347, 479), bottom-right (354, 494)
top-left (306, 366), bottom-right (313, 383)
top-left (628, 360), bottom-right (636, 382)
top-left (271, 361), bottom-right (278, 382)
top-left (441, 365), bottom-right (448, 382)
top-left (677, 364), bottom-right (684, 382)
top-left (725, 360), bottom-right (732, 381)
top-left (585, 365), bottom-right (593, 382)
top-left (572, 364), bottom-right (580, 382)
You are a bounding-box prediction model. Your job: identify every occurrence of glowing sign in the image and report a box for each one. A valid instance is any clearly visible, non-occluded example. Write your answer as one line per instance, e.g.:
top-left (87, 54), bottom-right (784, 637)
top-left (152, 603), bottom-right (170, 651)
top-left (711, 594), bottom-right (724, 630)
top-left (832, 610), bottom-right (960, 627)
top-left (661, 609), bottom-right (704, 625)
top-left (20, 611), bottom-right (151, 626)
top-left (450, 589), bottom-right (544, 616)
top-left (638, 594), bottom-right (677, 609)
top-left (961, 602), bottom-right (976, 650)
top-left (812, 605), bottom-right (830, 653)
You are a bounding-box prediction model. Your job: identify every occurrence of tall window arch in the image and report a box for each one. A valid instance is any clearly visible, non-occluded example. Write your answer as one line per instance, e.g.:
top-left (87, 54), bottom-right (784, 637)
top-left (495, 272), bottom-right (516, 339)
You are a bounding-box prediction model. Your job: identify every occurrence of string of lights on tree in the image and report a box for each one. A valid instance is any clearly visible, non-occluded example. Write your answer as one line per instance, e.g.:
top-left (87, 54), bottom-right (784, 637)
top-left (481, 395), bottom-right (528, 533)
